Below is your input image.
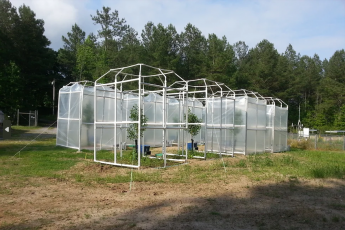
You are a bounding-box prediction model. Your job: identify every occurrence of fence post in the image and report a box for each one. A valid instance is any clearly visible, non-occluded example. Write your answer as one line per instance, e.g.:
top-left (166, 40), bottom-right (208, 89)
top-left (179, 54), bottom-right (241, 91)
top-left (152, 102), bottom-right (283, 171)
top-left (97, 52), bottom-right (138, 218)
top-left (17, 109), bottom-right (19, 126)
top-left (35, 110), bottom-right (38, 126)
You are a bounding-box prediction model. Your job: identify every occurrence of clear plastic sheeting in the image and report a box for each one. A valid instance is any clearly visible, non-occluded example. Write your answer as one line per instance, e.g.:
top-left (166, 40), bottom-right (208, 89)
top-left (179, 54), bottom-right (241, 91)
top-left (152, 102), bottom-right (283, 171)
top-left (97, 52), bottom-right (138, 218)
top-left (170, 78), bottom-right (237, 158)
top-left (206, 96), bottom-right (235, 155)
top-left (143, 93), bottom-right (164, 147)
top-left (233, 91), bottom-right (268, 155)
top-left (186, 98), bottom-right (204, 143)
top-left (167, 97), bottom-right (182, 145)
top-left (94, 64), bottom-right (188, 168)
top-left (121, 93), bottom-right (139, 146)
top-left (94, 85), bottom-right (123, 153)
top-left (265, 98), bottom-right (288, 152)
top-left (57, 64), bottom-right (290, 169)
top-left (56, 81), bottom-right (94, 150)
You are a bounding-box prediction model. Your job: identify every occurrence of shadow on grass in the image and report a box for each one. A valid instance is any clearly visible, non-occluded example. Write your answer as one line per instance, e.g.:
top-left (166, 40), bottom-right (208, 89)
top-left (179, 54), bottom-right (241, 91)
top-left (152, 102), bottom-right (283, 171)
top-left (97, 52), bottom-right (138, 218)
top-left (1, 180), bottom-right (344, 230)
top-left (79, 180), bottom-right (345, 230)
top-left (12, 126), bottom-right (56, 139)
top-left (0, 138), bottom-right (58, 157)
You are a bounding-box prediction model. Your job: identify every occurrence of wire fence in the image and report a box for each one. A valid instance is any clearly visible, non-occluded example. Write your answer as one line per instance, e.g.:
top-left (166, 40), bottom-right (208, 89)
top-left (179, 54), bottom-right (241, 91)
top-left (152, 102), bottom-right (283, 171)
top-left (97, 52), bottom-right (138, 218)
top-left (288, 133), bottom-right (345, 151)
top-left (16, 110), bottom-right (38, 126)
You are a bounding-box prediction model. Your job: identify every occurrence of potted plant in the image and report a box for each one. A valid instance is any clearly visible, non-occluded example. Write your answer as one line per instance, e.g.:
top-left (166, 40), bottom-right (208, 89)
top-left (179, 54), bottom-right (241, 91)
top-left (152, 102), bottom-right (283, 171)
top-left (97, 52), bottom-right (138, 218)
top-left (127, 104), bottom-right (148, 155)
top-left (185, 108), bottom-right (202, 152)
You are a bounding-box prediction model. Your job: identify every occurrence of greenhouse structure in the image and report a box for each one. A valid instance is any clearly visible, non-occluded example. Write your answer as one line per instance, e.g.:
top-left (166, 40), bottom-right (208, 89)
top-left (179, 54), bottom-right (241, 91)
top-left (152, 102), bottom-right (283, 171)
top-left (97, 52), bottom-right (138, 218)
top-left (56, 81), bottom-right (94, 150)
top-left (231, 90), bottom-right (268, 154)
top-left (265, 98), bottom-right (289, 152)
top-left (56, 63), bottom-right (289, 169)
top-left (170, 79), bottom-right (236, 157)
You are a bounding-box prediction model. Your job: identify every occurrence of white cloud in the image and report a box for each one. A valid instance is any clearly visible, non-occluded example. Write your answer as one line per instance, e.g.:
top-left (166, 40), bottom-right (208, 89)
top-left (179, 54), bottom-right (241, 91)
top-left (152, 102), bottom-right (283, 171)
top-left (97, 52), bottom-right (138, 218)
top-left (8, 0), bottom-right (345, 60)
top-left (11, 0), bottom-right (75, 42)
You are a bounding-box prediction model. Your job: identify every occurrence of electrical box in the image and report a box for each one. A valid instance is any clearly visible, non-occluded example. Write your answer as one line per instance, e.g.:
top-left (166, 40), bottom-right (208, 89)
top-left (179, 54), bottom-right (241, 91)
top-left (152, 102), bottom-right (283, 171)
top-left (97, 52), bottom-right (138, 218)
top-left (3, 120), bottom-right (11, 139)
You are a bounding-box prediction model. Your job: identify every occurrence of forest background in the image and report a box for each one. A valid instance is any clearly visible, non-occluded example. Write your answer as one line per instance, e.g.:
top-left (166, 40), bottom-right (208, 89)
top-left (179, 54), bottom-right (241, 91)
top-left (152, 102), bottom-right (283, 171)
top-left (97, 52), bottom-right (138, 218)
top-left (0, 0), bottom-right (344, 133)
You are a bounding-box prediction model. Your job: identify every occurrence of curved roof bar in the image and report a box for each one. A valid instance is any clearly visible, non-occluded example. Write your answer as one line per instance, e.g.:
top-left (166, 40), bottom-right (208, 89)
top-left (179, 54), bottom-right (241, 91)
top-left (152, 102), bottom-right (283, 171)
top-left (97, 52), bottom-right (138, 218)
top-left (264, 97), bottom-right (288, 108)
top-left (96, 64), bottom-right (186, 91)
top-left (66, 80), bottom-right (94, 87)
top-left (253, 91), bottom-right (267, 104)
top-left (264, 97), bottom-right (276, 106)
top-left (178, 78), bottom-right (235, 98)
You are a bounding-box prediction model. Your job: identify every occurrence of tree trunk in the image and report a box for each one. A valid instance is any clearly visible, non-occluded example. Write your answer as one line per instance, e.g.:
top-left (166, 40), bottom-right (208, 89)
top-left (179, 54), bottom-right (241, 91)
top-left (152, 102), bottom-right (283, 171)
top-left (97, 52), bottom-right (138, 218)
top-left (135, 139), bottom-right (138, 153)
top-left (191, 138), bottom-right (194, 152)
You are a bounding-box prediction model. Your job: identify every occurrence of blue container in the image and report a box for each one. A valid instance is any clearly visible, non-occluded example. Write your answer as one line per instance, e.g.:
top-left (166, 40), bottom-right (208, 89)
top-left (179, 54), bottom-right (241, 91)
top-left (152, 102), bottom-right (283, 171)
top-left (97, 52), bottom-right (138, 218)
top-left (187, 143), bottom-right (193, 150)
top-left (140, 145), bottom-right (150, 153)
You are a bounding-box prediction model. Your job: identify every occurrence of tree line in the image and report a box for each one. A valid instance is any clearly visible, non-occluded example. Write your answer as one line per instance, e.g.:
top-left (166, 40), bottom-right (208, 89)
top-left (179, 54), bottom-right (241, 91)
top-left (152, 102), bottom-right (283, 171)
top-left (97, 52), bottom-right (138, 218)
top-left (1, 1), bottom-right (344, 132)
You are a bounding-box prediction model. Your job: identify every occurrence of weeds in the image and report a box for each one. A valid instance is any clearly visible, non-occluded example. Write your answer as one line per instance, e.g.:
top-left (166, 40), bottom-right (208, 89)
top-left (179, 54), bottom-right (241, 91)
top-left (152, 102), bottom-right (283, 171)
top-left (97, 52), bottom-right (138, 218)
top-left (331, 216), bottom-right (340, 222)
top-left (288, 138), bottom-right (312, 150)
top-left (236, 159), bottom-right (247, 168)
top-left (329, 203), bottom-right (345, 210)
top-left (1, 126), bottom-right (345, 188)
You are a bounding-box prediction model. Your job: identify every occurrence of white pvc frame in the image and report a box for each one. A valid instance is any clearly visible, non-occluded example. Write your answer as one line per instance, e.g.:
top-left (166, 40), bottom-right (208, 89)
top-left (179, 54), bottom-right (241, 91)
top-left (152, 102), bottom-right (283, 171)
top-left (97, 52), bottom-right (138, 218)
top-left (265, 97), bottom-right (289, 153)
top-left (94, 64), bottom-right (187, 169)
top-left (56, 81), bottom-right (94, 150)
top-left (232, 89), bottom-right (267, 155)
top-left (53, 63), bottom-right (293, 168)
top-left (170, 78), bottom-right (236, 158)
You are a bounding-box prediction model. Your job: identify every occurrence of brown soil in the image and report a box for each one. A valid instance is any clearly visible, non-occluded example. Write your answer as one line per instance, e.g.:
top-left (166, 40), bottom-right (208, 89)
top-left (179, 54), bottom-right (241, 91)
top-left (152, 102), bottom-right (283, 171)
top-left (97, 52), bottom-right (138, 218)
top-left (1, 167), bottom-right (345, 230)
top-left (1, 129), bottom-right (345, 229)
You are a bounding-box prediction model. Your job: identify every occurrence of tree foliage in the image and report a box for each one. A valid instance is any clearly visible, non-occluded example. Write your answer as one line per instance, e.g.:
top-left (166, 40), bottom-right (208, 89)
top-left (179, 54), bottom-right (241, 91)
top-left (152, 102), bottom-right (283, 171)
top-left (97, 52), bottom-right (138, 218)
top-left (1, 2), bottom-right (345, 132)
top-left (57, 23), bottom-right (85, 82)
top-left (127, 104), bottom-right (148, 142)
top-left (0, 0), bottom-right (56, 118)
top-left (186, 109), bottom-right (202, 138)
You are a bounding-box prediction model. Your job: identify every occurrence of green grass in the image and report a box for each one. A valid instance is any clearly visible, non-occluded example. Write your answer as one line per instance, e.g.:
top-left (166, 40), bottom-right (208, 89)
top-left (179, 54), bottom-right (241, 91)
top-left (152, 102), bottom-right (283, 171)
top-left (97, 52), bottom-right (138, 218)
top-left (189, 150), bottom-right (222, 159)
top-left (225, 150), bottom-right (345, 180)
top-left (289, 137), bottom-right (345, 151)
top-left (1, 126), bottom-right (345, 189)
top-left (10, 125), bottom-right (43, 137)
top-left (0, 143), bottom-right (80, 178)
top-left (95, 149), bottom-right (186, 168)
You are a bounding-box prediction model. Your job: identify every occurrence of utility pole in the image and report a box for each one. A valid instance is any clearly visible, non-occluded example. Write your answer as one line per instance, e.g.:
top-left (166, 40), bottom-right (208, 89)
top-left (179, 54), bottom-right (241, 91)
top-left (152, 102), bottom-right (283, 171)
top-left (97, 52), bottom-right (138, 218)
top-left (297, 104), bottom-right (303, 139)
top-left (52, 79), bottom-right (55, 115)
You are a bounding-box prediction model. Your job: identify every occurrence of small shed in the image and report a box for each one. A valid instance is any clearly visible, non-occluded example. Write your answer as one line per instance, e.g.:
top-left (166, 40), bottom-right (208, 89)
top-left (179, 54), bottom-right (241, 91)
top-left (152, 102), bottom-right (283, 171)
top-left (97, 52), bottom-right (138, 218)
top-left (233, 90), bottom-right (267, 155)
top-left (56, 81), bottom-right (94, 150)
top-left (265, 98), bottom-right (289, 152)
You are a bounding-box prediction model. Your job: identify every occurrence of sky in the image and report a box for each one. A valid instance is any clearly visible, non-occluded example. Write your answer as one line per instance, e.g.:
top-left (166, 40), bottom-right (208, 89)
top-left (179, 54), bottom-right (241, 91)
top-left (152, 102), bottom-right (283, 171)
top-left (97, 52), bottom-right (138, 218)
top-left (10, 0), bottom-right (345, 61)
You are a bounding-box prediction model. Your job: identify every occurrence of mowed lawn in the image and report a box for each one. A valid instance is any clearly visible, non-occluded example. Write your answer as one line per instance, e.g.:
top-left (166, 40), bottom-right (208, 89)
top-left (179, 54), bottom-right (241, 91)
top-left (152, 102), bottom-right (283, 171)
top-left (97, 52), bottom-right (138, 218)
top-left (0, 126), bottom-right (345, 229)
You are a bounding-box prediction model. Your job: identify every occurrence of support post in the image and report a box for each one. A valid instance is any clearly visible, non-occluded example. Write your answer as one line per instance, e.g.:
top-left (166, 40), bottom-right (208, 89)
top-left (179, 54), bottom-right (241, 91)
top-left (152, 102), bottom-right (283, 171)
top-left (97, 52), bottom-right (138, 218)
top-left (220, 96), bottom-right (223, 156)
top-left (94, 84), bottom-right (97, 162)
top-left (163, 85), bottom-right (167, 168)
top-left (52, 79), bottom-right (55, 115)
top-left (138, 64), bottom-right (142, 168)
top-left (232, 98), bottom-right (235, 156)
top-left (204, 88), bottom-right (208, 159)
top-left (17, 109), bottom-right (19, 126)
top-left (35, 110), bottom-right (38, 126)
top-left (114, 80), bottom-right (117, 164)
top-left (315, 134), bottom-right (317, 150)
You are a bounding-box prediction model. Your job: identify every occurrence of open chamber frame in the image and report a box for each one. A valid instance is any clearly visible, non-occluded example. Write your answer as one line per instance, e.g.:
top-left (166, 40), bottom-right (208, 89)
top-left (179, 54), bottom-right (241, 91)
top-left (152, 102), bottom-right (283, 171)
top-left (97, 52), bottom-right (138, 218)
top-left (56, 64), bottom-right (289, 169)
top-left (94, 64), bottom-right (190, 168)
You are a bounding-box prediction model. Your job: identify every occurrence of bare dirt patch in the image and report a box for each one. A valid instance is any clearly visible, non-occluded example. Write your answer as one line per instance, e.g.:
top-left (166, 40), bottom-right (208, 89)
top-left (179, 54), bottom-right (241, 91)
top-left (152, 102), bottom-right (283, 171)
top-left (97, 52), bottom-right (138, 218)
top-left (1, 162), bottom-right (345, 230)
top-left (1, 128), bottom-right (345, 229)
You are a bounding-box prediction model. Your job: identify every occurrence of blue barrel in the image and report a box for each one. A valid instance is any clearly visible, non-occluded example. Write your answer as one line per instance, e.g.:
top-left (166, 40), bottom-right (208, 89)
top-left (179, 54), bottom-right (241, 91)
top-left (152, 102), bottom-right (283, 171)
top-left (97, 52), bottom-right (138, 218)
top-left (140, 145), bottom-right (150, 153)
top-left (187, 143), bottom-right (193, 150)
